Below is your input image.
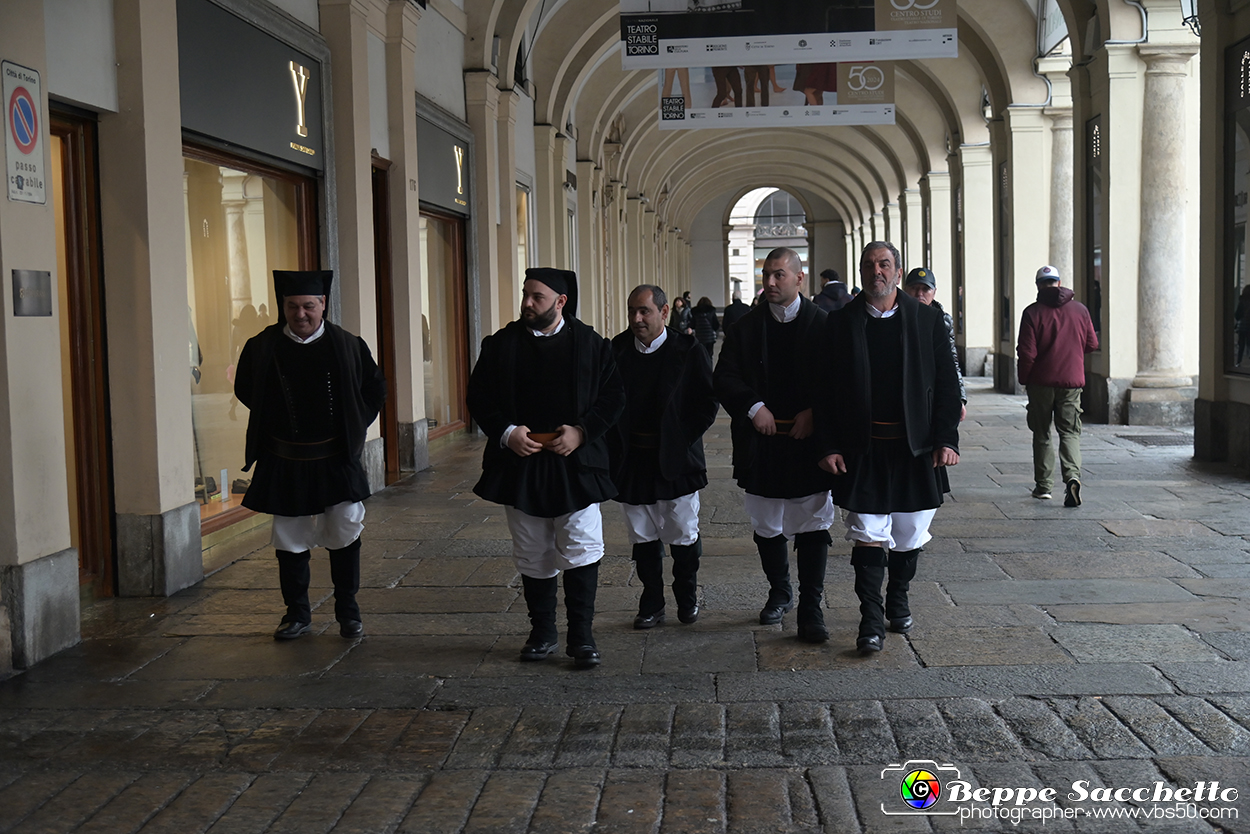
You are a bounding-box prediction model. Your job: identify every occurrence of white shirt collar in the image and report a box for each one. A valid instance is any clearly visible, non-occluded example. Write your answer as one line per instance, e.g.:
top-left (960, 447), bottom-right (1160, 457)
top-left (865, 298), bottom-right (899, 319)
top-left (529, 316), bottom-right (566, 337)
top-left (284, 322), bottom-right (326, 343)
top-left (634, 327), bottom-right (668, 354)
top-left (768, 294), bottom-right (802, 323)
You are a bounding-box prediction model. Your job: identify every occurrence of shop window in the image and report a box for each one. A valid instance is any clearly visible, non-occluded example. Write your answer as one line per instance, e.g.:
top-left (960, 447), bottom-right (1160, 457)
top-left (517, 184), bottom-right (532, 280)
top-left (1227, 38), bottom-right (1250, 374)
top-left (1086, 115), bottom-right (1103, 334)
top-left (183, 146), bottom-right (317, 531)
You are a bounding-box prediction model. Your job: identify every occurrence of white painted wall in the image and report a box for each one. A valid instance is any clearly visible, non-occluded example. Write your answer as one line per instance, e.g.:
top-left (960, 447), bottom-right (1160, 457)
top-left (415, 6), bottom-right (466, 120)
top-left (265, 0), bottom-right (317, 29)
top-left (367, 31), bottom-right (389, 159)
top-left (689, 198), bottom-right (730, 304)
top-left (44, 0), bottom-right (118, 112)
top-left (515, 90), bottom-right (537, 183)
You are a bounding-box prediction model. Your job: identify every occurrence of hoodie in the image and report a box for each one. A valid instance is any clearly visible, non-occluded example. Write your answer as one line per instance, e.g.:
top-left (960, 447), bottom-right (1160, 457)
top-left (1016, 285), bottom-right (1099, 388)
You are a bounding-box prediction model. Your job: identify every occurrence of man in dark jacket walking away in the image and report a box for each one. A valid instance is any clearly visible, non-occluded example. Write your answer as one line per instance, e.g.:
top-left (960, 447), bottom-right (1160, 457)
top-left (715, 248), bottom-right (836, 643)
top-left (817, 243), bottom-right (962, 655)
top-left (235, 270), bottom-right (387, 641)
top-left (722, 291), bottom-right (750, 330)
top-left (812, 269), bottom-right (852, 313)
top-left (467, 268), bottom-right (626, 668)
top-left (610, 285), bottom-right (719, 629)
top-left (1017, 265), bottom-right (1099, 507)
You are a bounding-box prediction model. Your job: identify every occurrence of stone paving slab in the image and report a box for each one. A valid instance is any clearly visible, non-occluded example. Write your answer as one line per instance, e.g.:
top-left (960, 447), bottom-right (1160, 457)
top-left (1, 384), bottom-right (1249, 832)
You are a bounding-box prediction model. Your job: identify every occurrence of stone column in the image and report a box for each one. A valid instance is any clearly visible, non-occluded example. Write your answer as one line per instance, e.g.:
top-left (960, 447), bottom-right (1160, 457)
top-left (902, 189), bottom-right (924, 274)
top-left (925, 172), bottom-right (955, 313)
top-left (533, 123), bottom-right (559, 266)
top-left (885, 203), bottom-right (902, 250)
top-left (497, 89), bottom-right (521, 327)
top-left (464, 72), bottom-right (502, 334)
top-left (219, 169), bottom-right (252, 317)
top-left (1128, 45), bottom-right (1199, 424)
top-left (959, 144), bottom-right (995, 376)
top-left (1047, 109), bottom-right (1075, 283)
top-left (384, 0), bottom-right (427, 471)
top-left (552, 133), bottom-right (572, 270)
top-left (575, 160), bottom-right (601, 327)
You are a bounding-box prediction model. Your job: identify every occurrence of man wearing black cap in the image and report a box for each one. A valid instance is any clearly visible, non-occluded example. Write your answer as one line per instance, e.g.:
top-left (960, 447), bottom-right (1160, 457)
top-left (715, 247), bottom-right (836, 643)
top-left (903, 267), bottom-right (967, 421)
top-left (467, 268), bottom-right (625, 668)
top-left (609, 284), bottom-right (718, 630)
top-left (817, 242), bottom-right (961, 655)
top-left (235, 271), bottom-right (387, 640)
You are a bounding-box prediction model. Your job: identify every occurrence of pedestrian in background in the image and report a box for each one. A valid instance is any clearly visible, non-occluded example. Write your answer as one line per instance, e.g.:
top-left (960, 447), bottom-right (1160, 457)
top-left (690, 296), bottom-right (720, 358)
top-left (1017, 265), bottom-right (1099, 507)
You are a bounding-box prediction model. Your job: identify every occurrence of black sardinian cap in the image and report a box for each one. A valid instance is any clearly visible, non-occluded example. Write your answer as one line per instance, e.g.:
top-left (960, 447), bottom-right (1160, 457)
top-left (525, 267), bottom-right (578, 318)
top-left (273, 270), bottom-right (333, 322)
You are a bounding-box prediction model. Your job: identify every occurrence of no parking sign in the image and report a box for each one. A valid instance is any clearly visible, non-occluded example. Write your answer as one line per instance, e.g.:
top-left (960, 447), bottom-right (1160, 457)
top-left (3, 61), bottom-right (45, 205)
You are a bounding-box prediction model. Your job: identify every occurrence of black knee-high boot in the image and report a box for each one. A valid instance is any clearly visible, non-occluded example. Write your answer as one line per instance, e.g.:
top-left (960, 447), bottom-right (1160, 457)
top-left (755, 533), bottom-right (793, 624)
top-left (670, 537), bottom-right (702, 624)
top-left (851, 545), bottom-right (887, 653)
top-left (328, 538), bottom-right (363, 636)
top-left (275, 550), bottom-right (312, 639)
top-left (886, 549), bottom-right (920, 633)
top-left (563, 562), bottom-right (602, 668)
top-left (632, 540), bottom-right (667, 628)
top-left (794, 530), bottom-right (831, 643)
top-left (520, 574), bottom-right (559, 661)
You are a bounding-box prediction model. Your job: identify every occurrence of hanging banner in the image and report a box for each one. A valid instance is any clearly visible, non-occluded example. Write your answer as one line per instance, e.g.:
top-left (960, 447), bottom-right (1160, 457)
top-left (659, 62), bottom-right (895, 129)
top-left (4, 61), bottom-right (46, 205)
top-left (621, 0), bottom-right (956, 69)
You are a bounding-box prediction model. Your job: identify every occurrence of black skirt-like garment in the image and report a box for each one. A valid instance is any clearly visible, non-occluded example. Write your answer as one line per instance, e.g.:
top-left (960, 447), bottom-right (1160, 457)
top-left (835, 438), bottom-right (950, 515)
top-left (614, 447), bottom-right (707, 505)
top-left (501, 451), bottom-right (617, 519)
top-left (242, 452), bottom-right (371, 517)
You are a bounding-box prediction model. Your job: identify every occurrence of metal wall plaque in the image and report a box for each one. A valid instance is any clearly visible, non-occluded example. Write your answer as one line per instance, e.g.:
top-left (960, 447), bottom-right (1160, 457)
top-left (12, 270), bottom-right (52, 316)
top-left (417, 117), bottom-right (470, 216)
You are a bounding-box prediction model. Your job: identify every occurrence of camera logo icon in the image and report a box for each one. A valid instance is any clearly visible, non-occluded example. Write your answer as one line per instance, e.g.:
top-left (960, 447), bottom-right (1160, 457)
top-left (881, 760), bottom-right (962, 816)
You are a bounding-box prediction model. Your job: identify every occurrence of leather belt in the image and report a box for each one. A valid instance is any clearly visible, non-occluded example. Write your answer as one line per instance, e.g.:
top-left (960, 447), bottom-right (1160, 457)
top-left (267, 436), bottom-right (346, 460)
top-left (773, 419), bottom-right (795, 436)
top-left (629, 431), bottom-right (660, 450)
top-left (527, 431), bottom-right (559, 445)
top-left (870, 421), bottom-right (906, 441)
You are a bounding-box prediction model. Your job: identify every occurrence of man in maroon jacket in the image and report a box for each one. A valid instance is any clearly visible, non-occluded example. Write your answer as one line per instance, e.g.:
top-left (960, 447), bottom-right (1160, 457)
top-left (1017, 265), bottom-right (1099, 507)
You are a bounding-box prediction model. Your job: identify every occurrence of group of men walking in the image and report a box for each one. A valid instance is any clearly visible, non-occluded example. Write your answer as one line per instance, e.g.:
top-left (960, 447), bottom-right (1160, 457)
top-left (239, 241), bottom-right (1095, 668)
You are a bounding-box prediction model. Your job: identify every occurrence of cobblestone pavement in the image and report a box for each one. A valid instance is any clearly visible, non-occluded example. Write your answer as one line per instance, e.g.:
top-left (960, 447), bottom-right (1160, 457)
top-left (2, 381), bottom-right (1249, 833)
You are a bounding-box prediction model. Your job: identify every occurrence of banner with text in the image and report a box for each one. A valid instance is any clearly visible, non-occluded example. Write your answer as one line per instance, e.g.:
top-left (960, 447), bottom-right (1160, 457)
top-left (658, 63), bottom-right (895, 129)
top-left (622, 0), bottom-right (956, 69)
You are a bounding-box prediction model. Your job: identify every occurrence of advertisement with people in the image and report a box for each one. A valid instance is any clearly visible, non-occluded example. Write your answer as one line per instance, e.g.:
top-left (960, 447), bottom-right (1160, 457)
top-left (658, 62), bottom-right (895, 129)
top-left (621, 0), bottom-right (956, 68)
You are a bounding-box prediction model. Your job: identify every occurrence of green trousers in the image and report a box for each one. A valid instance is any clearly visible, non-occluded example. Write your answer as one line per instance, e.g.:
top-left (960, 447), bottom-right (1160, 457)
top-left (1025, 385), bottom-right (1083, 490)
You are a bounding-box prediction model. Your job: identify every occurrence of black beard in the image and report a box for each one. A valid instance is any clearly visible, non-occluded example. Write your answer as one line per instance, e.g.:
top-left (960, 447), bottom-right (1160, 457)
top-left (521, 301), bottom-right (558, 331)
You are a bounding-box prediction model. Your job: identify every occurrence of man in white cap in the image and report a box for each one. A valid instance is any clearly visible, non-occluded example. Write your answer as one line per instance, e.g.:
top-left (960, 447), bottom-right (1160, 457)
top-left (235, 270), bottom-right (387, 640)
top-left (467, 268), bottom-right (625, 668)
top-left (1017, 265), bottom-right (1099, 506)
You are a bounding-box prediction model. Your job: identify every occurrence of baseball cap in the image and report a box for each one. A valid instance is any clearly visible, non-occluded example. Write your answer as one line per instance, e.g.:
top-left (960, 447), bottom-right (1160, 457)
top-left (905, 267), bottom-right (936, 290)
top-left (1035, 265), bottom-right (1061, 283)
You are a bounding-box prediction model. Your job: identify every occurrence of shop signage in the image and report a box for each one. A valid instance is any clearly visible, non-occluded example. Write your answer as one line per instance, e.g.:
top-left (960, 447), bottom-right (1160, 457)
top-left (658, 62), bottom-right (895, 129)
top-left (620, 0), bottom-right (957, 69)
top-left (11, 270), bottom-right (52, 317)
top-left (418, 117), bottom-right (470, 216)
top-left (177, 0), bottom-right (324, 170)
top-left (4, 61), bottom-right (46, 205)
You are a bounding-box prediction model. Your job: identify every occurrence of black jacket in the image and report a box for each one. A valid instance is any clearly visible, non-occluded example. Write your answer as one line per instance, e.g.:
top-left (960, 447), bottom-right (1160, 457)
top-left (816, 291), bottom-right (961, 459)
top-left (467, 317), bottom-right (625, 508)
top-left (714, 296), bottom-right (832, 496)
top-left (608, 327), bottom-right (718, 485)
top-left (690, 305), bottom-right (720, 345)
top-left (722, 299), bottom-right (750, 330)
top-left (235, 321), bottom-right (386, 474)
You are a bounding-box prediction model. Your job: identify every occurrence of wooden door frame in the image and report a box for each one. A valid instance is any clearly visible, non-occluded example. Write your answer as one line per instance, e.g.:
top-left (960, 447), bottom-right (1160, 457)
top-left (420, 206), bottom-right (470, 440)
top-left (50, 108), bottom-right (116, 598)
top-left (371, 158), bottom-right (401, 482)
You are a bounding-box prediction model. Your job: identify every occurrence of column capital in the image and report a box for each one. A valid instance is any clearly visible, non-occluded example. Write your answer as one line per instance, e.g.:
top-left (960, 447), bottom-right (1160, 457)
top-left (464, 70), bottom-right (501, 110)
top-left (1044, 107), bottom-right (1073, 129)
top-left (385, 0), bottom-right (421, 49)
top-left (498, 88), bottom-right (520, 127)
top-left (1137, 44), bottom-right (1199, 74)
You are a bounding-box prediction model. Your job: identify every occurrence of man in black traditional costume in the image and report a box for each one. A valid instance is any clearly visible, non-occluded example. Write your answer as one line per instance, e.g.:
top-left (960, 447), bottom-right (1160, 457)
top-left (609, 285), bottom-right (719, 629)
top-left (714, 248), bottom-right (836, 643)
top-left (817, 242), bottom-right (961, 655)
top-left (235, 270), bottom-right (387, 640)
top-left (467, 268), bottom-right (625, 668)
